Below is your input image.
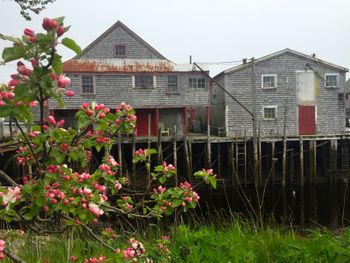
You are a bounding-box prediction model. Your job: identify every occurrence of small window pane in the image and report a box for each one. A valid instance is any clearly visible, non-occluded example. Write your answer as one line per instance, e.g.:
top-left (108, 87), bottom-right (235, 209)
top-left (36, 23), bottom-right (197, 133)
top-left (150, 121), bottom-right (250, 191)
top-left (135, 75), bottom-right (153, 88)
top-left (325, 75), bottom-right (338, 87)
top-left (115, 45), bottom-right (126, 57)
top-left (264, 107), bottom-right (276, 119)
top-left (167, 75), bottom-right (178, 93)
top-left (189, 78), bottom-right (205, 88)
top-left (263, 75), bottom-right (276, 88)
top-left (82, 75), bottom-right (94, 94)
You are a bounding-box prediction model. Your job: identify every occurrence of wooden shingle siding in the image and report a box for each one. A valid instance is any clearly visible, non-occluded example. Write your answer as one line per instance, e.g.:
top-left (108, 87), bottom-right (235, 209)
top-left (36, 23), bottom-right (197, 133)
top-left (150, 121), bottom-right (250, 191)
top-left (214, 51), bottom-right (347, 137)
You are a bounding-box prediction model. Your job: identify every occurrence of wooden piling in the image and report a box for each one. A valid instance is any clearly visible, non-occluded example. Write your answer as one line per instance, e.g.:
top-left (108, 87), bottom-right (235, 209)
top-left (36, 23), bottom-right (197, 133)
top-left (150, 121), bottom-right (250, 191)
top-left (173, 125), bottom-right (178, 186)
top-left (230, 142), bottom-right (235, 186)
top-left (312, 140), bottom-right (317, 182)
top-left (282, 138), bottom-right (287, 187)
top-left (217, 143), bottom-right (222, 177)
top-left (258, 127), bottom-right (262, 185)
top-left (184, 135), bottom-right (191, 179)
top-left (271, 140), bottom-right (275, 184)
top-left (131, 132), bottom-right (136, 179)
top-left (188, 138), bottom-right (193, 175)
top-left (117, 134), bottom-right (123, 177)
top-left (147, 113), bottom-right (151, 183)
top-left (244, 131), bottom-right (247, 186)
top-left (235, 131), bottom-right (239, 179)
top-left (300, 137), bottom-right (304, 187)
top-left (157, 127), bottom-right (163, 164)
top-left (290, 148), bottom-right (294, 184)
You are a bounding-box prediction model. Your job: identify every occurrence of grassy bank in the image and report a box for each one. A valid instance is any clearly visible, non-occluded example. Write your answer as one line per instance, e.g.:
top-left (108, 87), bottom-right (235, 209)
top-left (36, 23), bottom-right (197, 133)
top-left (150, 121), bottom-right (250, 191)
top-left (3, 221), bottom-right (350, 262)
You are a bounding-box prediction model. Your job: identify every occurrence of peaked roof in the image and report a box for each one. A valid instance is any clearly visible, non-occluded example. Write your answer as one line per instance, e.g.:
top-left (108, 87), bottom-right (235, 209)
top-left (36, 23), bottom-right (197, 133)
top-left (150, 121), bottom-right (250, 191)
top-left (77, 20), bottom-right (168, 60)
top-left (216, 48), bottom-right (348, 77)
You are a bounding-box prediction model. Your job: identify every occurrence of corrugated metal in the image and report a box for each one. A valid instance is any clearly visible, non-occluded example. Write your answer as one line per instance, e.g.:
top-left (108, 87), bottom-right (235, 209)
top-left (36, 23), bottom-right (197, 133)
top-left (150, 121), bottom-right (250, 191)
top-left (299, 105), bottom-right (316, 135)
top-left (62, 59), bottom-right (208, 73)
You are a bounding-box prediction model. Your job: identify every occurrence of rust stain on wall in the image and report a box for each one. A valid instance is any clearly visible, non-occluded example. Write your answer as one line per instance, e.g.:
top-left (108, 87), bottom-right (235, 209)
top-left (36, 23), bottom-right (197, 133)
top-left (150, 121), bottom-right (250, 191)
top-left (62, 60), bottom-right (175, 73)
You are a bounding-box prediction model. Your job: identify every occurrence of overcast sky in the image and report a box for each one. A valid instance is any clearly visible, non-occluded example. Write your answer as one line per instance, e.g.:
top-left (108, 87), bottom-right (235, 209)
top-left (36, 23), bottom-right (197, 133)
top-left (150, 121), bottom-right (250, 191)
top-left (0, 0), bottom-right (349, 82)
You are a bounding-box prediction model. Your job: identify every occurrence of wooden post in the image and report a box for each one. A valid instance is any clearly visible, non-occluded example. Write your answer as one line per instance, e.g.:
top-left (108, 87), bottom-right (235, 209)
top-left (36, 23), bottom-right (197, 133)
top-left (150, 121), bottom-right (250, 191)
top-left (117, 134), bottom-right (123, 177)
top-left (207, 106), bottom-right (211, 168)
top-left (258, 127), bottom-right (262, 185)
top-left (188, 138), bottom-right (193, 175)
top-left (132, 132), bottom-right (136, 179)
top-left (157, 127), bottom-right (163, 164)
top-left (235, 131), bottom-right (239, 179)
top-left (282, 137), bottom-right (287, 187)
top-left (147, 113), bottom-right (151, 183)
top-left (309, 140), bottom-right (316, 183)
top-left (184, 135), bottom-right (191, 179)
top-left (230, 142), bottom-right (235, 186)
top-left (244, 131), bottom-right (247, 186)
top-left (0, 118), bottom-right (4, 141)
top-left (300, 137), bottom-right (304, 187)
top-left (330, 139), bottom-right (338, 170)
top-left (290, 148), bottom-right (294, 185)
top-left (173, 125), bottom-right (178, 186)
top-left (271, 140), bottom-right (276, 184)
top-left (312, 140), bottom-right (317, 182)
top-left (217, 143), bottom-right (222, 177)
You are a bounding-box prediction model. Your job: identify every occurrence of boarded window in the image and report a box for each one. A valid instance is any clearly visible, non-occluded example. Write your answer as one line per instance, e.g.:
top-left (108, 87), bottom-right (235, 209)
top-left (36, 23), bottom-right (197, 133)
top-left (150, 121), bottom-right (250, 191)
top-left (81, 75), bottom-right (94, 94)
top-left (325, 74), bottom-right (338, 88)
top-left (263, 106), bottom-right (277, 119)
top-left (189, 78), bottom-right (206, 89)
top-left (167, 75), bottom-right (178, 93)
top-left (115, 45), bottom-right (126, 57)
top-left (262, 75), bottom-right (277, 89)
top-left (135, 75), bottom-right (154, 88)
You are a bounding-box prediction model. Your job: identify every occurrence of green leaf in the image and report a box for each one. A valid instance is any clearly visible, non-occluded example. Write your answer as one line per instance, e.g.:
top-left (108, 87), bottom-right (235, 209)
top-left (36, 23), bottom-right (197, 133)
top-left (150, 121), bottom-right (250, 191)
top-left (54, 16), bottom-right (65, 25)
top-left (95, 144), bottom-right (103, 152)
top-left (36, 195), bottom-right (46, 207)
top-left (2, 46), bottom-right (25, 62)
top-left (0, 34), bottom-right (22, 44)
top-left (62, 37), bottom-right (81, 55)
top-left (52, 53), bottom-right (62, 74)
top-left (171, 199), bottom-right (183, 208)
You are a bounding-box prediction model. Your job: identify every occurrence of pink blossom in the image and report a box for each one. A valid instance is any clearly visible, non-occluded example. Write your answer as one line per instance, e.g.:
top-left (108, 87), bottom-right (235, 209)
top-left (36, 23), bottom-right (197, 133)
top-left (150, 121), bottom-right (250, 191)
top-left (48, 115), bottom-right (56, 126)
top-left (31, 59), bottom-right (39, 68)
top-left (88, 203), bottom-right (104, 217)
top-left (57, 74), bottom-right (71, 88)
top-left (2, 187), bottom-right (21, 208)
top-left (57, 119), bottom-right (65, 127)
top-left (8, 79), bottom-right (19, 87)
top-left (82, 102), bottom-right (89, 109)
top-left (28, 101), bottom-right (37, 107)
top-left (114, 181), bottom-right (122, 190)
top-left (66, 90), bottom-right (74, 97)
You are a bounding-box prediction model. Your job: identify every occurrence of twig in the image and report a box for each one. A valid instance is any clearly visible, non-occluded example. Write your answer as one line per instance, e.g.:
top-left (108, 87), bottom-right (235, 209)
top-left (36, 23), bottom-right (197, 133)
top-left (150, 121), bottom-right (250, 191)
top-left (3, 248), bottom-right (27, 263)
top-left (0, 170), bottom-right (18, 187)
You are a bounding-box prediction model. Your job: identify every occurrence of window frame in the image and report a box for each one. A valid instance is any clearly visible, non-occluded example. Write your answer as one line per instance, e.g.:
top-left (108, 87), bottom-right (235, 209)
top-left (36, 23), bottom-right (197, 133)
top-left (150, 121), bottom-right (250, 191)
top-left (133, 75), bottom-right (155, 89)
top-left (167, 75), bottom-right (179, 94)
top-left (324, 73), bottom-right (339, 88)
top-left (189, 77), bottom-right (206, 89)
top-left (114, 44), bottom-right (127, 57)
top-left (261, 74), bottom-right (277, 89)
top-left (263, 105), bottom-right (277, 120)
top-left (81, 75), bottom-right (95, 94)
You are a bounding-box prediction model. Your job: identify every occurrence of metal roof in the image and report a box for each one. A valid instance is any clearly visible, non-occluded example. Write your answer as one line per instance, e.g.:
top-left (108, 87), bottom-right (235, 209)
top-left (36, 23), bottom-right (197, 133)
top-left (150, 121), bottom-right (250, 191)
top-left (62, 59), bottom-right (208, 73)
top-left (217, 48), bottom-right (348, 78)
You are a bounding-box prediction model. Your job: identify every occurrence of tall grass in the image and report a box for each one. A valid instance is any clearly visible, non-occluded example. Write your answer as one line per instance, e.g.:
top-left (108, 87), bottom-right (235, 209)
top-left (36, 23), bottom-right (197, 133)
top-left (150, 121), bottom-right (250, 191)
top-left (3, 221), bottom-right (350, 262)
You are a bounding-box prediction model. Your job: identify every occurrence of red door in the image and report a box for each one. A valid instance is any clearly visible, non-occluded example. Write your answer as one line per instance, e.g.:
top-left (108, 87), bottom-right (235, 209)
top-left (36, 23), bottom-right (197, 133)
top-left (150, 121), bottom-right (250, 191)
top-left (135, 109), bottom-right (157, 136)
top-left (298, 105), bottom-right (316, 135)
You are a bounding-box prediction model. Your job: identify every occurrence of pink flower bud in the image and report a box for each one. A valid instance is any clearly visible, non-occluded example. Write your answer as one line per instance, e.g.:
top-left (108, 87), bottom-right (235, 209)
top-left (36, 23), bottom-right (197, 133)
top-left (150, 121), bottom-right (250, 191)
top-left (82, 102), bottom-right (89, 109)
top-left (0, 101), bottom-right (5, 107)
top-left (31, 59), bottom-right (39, 68)
top-left (66, 90), bottom-right (74, 97)
top-left (42, 18), bottom-right (58, 31)
top-left (24, 28), bottom-right (34, 37)
top-left (57, 26), bottom-right (65, 37)
top-left (28, 101), bottom-right (37, 107)
top-left (57, 119), bottom-right (65, 127)
top-left (8, 79), bottom-right (19, 87)
top-left (43, 206), bottom-right (49, 213)
top-left (86, 109), bottom-right (94, 117)
top-left (48, 115), bottom-right (56, 126)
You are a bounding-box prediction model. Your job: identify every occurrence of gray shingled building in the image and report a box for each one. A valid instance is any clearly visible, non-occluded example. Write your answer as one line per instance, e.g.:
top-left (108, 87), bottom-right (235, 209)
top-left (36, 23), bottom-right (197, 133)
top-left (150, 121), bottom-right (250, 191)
top-left (212, 49), bottom-right (348, 137)
top-left (49, 21), bottom-right (210, 136)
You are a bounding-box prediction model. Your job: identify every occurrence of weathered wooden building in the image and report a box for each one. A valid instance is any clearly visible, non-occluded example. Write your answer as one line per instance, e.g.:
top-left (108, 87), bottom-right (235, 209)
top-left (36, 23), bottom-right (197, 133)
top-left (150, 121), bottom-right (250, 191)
top-left (212, 49), bottom-right (348, 137)
top-left (49, 21), bottom-right (210, 136)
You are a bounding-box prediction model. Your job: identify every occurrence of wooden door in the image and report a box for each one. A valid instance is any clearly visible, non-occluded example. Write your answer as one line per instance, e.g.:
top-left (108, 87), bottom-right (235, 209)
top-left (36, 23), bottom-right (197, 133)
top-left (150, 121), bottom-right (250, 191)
top-left (299, 105), bottom-right (316, 135)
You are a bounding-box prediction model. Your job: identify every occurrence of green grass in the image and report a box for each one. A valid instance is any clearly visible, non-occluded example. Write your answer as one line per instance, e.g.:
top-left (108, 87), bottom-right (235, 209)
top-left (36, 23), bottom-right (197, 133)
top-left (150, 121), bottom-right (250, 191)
top-left (3, 221), bottom-right (350, 262)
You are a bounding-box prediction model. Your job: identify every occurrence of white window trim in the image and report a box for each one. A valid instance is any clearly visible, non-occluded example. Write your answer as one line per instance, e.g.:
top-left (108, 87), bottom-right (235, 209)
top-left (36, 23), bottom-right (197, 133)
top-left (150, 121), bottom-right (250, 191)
top-left (261, 74), bottom-right (277, 89)
top-left (80, 75), bottom-right (95, 94)
top-left (263, 105), bottom-right (277, 120)
top-left (324, 73), bottom-right (339, 88)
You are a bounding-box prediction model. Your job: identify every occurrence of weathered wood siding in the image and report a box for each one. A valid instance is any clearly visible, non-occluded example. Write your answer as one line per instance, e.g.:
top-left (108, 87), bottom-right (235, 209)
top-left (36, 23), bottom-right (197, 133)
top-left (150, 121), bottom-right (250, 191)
top-left (216, 52), bottom-right (346, 137)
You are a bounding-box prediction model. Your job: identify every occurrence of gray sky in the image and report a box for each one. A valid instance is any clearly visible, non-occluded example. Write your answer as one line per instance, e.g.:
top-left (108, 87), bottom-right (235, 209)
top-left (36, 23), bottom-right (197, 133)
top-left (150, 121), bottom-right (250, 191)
top-left (0, 0), bottom-right (349, 82)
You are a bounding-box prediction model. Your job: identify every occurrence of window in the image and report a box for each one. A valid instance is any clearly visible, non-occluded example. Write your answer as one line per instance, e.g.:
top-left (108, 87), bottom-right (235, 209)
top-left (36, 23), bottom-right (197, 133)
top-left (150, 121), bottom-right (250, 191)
top-left (325, 74), bottom-right (338, 88)
top-left (167, 75), bottom-right (178, 93)
top-left (263, 106), bottom-right (277, 120)
top-left (189, 78), bottom-right (206, 89)
top-left (115, 45), bottom-right (126, 57)
top-left (262, 74), bottom-right (277, 89)
top-left (81, 75), bottom-right (94, 94)
top-left (135, 75), bottom-right (154, 88)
